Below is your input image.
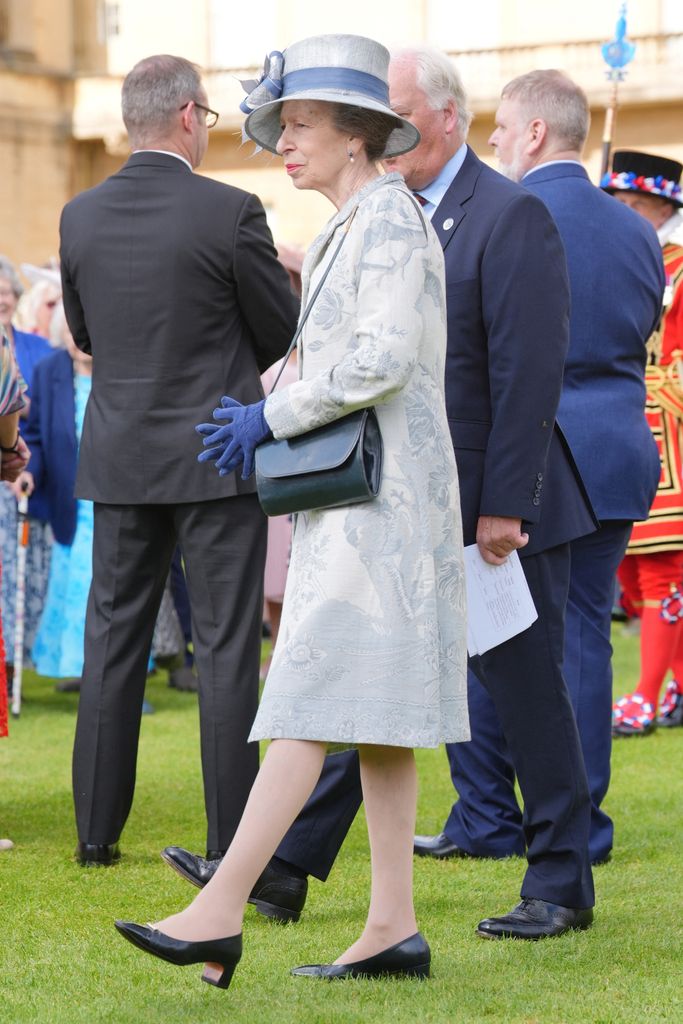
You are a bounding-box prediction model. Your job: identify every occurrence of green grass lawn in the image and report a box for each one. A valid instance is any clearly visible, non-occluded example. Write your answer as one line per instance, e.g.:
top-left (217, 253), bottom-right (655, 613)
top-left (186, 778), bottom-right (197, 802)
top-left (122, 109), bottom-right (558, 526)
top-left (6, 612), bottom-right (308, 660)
top-left (1, 628), bottom-right (681, 1024)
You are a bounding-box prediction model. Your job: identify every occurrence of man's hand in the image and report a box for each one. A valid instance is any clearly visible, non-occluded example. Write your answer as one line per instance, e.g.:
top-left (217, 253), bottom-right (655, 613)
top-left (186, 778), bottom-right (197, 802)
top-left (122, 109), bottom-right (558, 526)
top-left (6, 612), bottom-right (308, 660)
top-left (1, 436), bottom-right (31, 483)
top-left (476, 515), bottom-right (529, 566)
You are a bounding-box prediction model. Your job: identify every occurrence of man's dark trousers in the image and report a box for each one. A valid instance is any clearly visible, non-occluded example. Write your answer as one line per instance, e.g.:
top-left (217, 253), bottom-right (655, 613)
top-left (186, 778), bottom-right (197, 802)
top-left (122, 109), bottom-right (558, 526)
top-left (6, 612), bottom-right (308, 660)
top-left (276, 542), bottom-right (595, 909)
top-left (442, 519), bottom-right (632, 867)
top-left (562, 520), bottom-right (632, 861)
top-left (73, 495), bottom-right (265, 854)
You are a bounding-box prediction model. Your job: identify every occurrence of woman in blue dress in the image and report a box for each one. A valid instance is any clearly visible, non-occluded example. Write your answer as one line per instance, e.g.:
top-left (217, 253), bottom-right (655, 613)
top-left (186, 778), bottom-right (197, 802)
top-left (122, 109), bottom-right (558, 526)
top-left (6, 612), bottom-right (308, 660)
top-left (14, 306), bottom-right (92, 679)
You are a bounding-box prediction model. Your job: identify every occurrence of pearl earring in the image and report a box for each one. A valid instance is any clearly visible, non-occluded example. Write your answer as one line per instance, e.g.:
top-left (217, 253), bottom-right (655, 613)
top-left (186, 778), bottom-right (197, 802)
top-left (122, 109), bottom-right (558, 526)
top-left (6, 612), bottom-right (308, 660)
top-left (348, 150), bottom-right (355, 163)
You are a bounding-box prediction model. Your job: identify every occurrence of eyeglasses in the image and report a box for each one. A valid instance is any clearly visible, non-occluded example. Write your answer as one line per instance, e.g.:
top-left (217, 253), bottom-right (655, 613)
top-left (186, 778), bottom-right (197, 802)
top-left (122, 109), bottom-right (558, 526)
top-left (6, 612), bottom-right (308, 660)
top-left (179, 100), bottom-right (219, 129)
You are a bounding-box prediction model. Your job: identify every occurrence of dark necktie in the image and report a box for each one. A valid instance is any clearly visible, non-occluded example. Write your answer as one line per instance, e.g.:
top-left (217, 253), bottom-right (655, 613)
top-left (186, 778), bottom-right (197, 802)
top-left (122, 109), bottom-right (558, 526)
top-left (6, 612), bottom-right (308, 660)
top-left (414, 193), bottom-right (428, 206)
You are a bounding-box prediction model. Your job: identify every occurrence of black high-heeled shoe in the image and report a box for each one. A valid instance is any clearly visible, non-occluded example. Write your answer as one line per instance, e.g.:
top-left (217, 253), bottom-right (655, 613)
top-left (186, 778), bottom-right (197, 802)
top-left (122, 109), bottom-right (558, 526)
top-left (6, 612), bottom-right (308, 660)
top-left (291, 931), bottom-right (430, 980)
top-left (114, 921), bottom-right (242, 989)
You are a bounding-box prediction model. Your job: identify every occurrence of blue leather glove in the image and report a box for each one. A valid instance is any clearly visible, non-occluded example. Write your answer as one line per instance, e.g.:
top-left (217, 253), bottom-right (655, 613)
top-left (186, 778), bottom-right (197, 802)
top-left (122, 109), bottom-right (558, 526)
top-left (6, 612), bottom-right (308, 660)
top-left (196, 397), bottom-right (272, 479)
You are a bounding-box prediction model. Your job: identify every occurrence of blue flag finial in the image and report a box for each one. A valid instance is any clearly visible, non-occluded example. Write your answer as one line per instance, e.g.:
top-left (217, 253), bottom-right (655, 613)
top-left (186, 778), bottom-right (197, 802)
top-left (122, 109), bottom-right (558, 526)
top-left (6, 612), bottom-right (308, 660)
top-left (601, 3), bottom-right (636, 77)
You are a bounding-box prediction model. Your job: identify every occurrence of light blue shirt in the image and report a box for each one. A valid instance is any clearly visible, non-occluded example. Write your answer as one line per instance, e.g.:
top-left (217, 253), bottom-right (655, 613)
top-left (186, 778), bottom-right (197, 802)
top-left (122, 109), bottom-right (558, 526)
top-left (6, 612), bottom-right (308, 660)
top-left (414, 143), bottom-right (468, 220)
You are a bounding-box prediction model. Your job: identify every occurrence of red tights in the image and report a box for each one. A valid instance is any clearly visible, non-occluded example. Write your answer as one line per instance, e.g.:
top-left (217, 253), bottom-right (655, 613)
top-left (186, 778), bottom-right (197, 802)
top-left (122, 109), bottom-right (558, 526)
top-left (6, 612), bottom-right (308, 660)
top-left (618, 550), bottom-right (683, 706)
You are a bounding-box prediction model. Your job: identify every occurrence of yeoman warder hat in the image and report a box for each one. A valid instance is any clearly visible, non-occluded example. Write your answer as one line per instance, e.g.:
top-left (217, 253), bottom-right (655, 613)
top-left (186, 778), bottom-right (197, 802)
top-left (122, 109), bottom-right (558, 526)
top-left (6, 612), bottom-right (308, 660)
top-left (601, 150), bottom-right (682, 208)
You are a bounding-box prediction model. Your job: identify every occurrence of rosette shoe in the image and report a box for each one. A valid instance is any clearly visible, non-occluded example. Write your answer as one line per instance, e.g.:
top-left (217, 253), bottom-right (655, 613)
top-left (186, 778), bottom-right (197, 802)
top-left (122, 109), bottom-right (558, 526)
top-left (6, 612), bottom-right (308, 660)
top-left (291, 931), bottom-right (430, 979)
top-left (612, 693), bottom-right (656, 737)
top-left (658, 678), bottom-right (683, 727)
top-left (114, 921), bottom-right (242, 989)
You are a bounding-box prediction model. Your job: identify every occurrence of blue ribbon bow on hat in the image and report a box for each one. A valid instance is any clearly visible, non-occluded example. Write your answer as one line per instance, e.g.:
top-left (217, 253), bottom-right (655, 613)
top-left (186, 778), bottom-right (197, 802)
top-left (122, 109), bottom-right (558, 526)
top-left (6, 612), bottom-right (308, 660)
top-left (239, 51), bottom-right (285, 115)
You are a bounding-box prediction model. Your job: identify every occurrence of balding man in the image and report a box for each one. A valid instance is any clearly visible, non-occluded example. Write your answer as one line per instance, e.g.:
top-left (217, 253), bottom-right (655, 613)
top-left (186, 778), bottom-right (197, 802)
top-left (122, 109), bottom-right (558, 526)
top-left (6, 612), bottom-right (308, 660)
top-left (485, 69), bottom-right (663, 864)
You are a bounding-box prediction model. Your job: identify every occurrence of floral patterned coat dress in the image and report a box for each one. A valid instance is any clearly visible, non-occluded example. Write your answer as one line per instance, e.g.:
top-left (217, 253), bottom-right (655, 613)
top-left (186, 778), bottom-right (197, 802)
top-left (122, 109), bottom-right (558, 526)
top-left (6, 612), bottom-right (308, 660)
top-left (250, 173), bottom-right (468, 749)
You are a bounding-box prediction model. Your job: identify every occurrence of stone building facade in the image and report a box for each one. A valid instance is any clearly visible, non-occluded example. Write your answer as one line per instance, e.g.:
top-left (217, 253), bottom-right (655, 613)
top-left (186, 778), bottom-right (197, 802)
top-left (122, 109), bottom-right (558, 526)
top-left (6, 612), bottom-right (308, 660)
top-left (2, 0), bottom-right (682, 269)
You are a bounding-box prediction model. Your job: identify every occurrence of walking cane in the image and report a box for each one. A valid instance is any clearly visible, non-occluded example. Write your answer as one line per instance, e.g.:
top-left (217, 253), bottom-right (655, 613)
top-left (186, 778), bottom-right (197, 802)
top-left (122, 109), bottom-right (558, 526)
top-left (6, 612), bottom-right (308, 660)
top-left (11, 480), bottom-right (30, 718)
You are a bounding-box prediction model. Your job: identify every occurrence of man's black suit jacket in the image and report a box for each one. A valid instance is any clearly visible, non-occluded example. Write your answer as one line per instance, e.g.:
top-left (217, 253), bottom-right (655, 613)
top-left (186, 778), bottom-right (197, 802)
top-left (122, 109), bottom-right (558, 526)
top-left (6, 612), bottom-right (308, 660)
top-left (435, 147), bottom-right (595, 552)
top-left (60, 151), bottom-right (298, 505)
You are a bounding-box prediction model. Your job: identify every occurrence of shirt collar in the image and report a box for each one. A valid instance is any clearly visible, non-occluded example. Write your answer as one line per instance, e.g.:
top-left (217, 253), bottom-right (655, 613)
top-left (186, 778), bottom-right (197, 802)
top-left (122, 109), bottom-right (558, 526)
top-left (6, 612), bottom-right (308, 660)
top-left (414, 143), bottom-right (468, 219)
top-left (132, 149), bottom-right (193, 172)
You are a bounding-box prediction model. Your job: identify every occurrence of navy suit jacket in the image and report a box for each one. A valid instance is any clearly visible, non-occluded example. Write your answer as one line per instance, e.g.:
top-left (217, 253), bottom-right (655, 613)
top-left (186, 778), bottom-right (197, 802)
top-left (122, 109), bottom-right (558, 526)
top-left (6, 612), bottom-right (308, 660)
top-left (523, 162), bottom-right (663, 521)
top-left (434, 147), bottom-right (595, 555)
top-left (21, 349), bottom-right (79, 545)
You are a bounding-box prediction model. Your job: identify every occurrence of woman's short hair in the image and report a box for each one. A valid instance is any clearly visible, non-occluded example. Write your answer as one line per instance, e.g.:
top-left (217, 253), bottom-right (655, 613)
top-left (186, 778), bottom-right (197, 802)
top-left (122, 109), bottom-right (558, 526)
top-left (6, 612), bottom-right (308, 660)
top-left (122, 54), bottom-right (203, 146)
top-left (328, 103), bottom-right (398, 163)
top-left (0, 255), bottom-right (23, 298)
top-left (14, 279), bottom-right (60, 334)
top-left (501, 70), bottom-right (590, 152)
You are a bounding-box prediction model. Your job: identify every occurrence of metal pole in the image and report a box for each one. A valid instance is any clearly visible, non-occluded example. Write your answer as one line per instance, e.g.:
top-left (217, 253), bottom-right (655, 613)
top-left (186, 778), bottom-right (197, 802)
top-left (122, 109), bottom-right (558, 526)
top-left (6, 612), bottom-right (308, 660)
top-left (600, 78), bottom-right (620, 180)
top-left (10, 484), bottom-right (29, 718)
top-left (599, 3), bottom-right (635, 183)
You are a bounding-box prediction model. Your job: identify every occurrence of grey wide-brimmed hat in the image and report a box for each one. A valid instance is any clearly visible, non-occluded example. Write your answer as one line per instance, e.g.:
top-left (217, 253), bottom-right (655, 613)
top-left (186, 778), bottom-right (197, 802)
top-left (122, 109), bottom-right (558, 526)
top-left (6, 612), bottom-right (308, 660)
top-left (240, 34), bottom-right (420, 159)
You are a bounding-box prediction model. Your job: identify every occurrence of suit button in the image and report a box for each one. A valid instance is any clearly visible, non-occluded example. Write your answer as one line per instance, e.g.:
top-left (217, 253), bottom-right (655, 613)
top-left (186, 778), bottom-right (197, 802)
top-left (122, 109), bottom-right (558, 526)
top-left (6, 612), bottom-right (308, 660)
top-left (537, 473), bottom-right (543, 481)
top-left (532, 497), bottom-right (541, 506)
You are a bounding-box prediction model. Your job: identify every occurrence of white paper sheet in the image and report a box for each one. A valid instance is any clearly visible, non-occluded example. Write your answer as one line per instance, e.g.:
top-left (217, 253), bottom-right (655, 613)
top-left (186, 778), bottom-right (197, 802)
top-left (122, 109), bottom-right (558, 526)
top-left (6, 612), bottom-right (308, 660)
top-left (464, 545), bottom-right (538, 656)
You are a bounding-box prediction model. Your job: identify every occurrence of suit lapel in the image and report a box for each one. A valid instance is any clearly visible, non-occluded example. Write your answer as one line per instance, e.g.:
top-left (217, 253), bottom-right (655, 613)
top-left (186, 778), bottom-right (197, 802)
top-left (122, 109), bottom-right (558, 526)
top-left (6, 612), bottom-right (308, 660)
top-left (432, 147), bottom-right (481, 252)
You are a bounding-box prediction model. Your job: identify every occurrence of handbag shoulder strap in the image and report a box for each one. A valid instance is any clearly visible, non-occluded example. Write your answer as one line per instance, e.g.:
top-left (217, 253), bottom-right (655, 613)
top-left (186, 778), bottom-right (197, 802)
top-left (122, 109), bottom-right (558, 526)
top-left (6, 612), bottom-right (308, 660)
top-left (267, 208), bottom-right (358, 395)
top-left (401, 188), bottom-right (430, 241)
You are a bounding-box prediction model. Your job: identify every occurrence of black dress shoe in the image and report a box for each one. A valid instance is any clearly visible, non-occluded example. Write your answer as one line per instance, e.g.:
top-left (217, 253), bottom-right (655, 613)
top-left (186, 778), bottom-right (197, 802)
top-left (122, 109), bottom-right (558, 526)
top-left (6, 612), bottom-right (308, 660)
top-left (291, 932), bottom-right (430, 980)
top-left (76, 842), bottom-right (120, 867)
top-left (476, 898), bottom-right (594, 940)
top-left (414, 832), bottom-right (467, 859)
top-left (168, 666), bottom-right (199, 692)
top-left (161, 847), bottom-right (220, 887)
top-left (114, 921), bottom-right (241, 989)
top-left (55, 678), bottom-right (81, 693)
top-left (161, 847), bottom-right (308, 923)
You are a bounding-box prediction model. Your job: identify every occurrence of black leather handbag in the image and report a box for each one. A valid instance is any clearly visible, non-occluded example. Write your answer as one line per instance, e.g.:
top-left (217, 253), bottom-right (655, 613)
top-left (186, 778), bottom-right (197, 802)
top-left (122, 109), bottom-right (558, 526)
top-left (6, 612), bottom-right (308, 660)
top-left (255, 407), bottom-right (383, 516)
top-left (255, 209), bottom-right (383, 517)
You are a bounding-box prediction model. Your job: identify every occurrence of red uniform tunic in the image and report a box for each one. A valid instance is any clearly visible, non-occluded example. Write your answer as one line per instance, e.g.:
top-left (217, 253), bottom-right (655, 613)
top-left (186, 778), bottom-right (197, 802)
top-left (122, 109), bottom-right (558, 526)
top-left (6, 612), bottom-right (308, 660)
top-left (615, 242), bottom-right (683, 726)
top-left (626, 242), bottom-right (683, 553)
